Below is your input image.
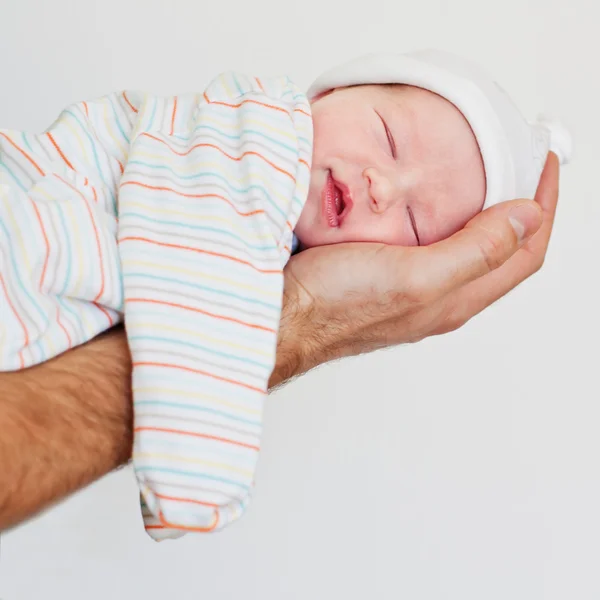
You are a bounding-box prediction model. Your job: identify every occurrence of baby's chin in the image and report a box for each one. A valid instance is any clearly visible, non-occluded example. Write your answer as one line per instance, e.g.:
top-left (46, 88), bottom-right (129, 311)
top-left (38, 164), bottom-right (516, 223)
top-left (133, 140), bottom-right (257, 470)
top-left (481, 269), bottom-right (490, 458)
top-left (293, 223), bottom-right (322, 250)
top-left (293, 191), bottom-right (327, 249)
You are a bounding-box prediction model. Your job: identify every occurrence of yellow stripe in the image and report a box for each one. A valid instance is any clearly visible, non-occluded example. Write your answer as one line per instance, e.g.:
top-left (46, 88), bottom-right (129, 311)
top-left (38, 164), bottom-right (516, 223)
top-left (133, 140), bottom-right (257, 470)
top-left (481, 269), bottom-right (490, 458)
top-left (102, 97), bottom-right (128, 162)
top-left (184, 113), bottom-right (298, 142)
top-left (133, 452), bottom-right (254, 478)
top-left (1, 186), bottom-right (33, 273)
top-left (36, 187), bottom-right (97, 337)
top-left (6, 188), bottom-right (57, 358)
top-left (121, 199), bottom-right (273, 242)
top-left (126, 153), bottom-right (292, 211)
top-left (125, 321), bottom-right (272, 358)
top-left (120, 258), bottom-right (280, 298)
top-left (221, 74), bottom-right (234, 99)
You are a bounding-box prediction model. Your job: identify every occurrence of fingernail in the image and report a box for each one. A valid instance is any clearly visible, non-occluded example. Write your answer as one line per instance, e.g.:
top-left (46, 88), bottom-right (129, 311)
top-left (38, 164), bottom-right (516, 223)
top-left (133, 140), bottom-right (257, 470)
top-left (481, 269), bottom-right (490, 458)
top-left (509, 203), bottom-right (542, 244)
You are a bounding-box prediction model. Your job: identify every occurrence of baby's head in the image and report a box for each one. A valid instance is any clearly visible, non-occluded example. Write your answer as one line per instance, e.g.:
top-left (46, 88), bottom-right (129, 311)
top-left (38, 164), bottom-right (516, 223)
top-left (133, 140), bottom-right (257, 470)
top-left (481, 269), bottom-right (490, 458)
top-left (295, 82), bottom-right (486, 248)
top-left (294, 49), bottom-right (572, 250)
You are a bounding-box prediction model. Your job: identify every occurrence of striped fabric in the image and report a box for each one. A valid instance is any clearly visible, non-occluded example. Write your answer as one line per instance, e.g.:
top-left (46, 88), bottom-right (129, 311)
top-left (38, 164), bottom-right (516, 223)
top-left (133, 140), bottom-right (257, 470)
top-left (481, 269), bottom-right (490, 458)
top-left (0, 72), bottom-right (313, 540)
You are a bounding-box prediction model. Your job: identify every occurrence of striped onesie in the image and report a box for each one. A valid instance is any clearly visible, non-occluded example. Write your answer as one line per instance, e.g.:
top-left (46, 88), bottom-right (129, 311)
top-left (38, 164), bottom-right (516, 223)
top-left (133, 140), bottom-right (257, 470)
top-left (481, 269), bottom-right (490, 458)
top-left (0, 72), bottom-right (313, 540)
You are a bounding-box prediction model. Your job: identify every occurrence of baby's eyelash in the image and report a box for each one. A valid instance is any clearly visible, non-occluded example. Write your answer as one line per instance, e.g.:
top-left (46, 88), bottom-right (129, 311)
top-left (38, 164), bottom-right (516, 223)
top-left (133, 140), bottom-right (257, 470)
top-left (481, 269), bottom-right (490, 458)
top-left (407, 206), bottom-right (421, 246)
top-left (375, 111), bottom-right (397, 159)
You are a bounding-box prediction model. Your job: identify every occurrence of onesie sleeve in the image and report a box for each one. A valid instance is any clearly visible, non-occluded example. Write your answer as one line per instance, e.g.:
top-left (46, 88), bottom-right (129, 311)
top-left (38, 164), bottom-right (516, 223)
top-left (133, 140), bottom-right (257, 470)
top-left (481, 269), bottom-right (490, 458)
top-left (119, 73), bottom-right (312, 539)
top-left (0, 91), bottom-right (142, 369)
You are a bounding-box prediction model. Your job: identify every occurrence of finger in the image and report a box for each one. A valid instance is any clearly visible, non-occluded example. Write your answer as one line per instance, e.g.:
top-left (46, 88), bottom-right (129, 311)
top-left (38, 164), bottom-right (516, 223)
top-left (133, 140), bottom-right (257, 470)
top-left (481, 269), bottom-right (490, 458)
top-left (445, 152), bottom-right (561, 322)
top-left (520, 151), bottom-right (560, 259)
top-left (414, 198), bottom-right (543, 299)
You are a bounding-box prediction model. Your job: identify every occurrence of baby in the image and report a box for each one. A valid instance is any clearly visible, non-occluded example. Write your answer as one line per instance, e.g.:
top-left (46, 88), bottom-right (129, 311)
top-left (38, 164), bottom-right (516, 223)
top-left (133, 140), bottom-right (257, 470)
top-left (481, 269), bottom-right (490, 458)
top-left (299, 49), bottom-right (571, 251)
top-left (0, 49), bottom-right (571, 541)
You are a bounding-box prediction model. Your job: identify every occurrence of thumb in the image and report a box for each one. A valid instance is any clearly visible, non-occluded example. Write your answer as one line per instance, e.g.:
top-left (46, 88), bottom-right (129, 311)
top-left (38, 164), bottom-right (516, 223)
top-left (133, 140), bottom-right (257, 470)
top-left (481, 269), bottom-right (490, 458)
top-left (421, 199), bottom-right (543, 296)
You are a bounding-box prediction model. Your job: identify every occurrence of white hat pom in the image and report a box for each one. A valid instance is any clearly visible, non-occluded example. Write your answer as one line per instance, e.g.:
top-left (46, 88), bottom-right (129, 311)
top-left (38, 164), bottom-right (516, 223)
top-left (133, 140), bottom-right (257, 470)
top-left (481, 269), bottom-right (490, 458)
top-left (537, 115), bottom-right (573, 165)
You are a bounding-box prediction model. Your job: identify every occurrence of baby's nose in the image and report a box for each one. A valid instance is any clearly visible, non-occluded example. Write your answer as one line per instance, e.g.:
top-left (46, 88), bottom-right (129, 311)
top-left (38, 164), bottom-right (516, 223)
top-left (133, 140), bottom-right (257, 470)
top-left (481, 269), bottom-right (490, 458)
top-left (364, 167), bottom-right (399, 213)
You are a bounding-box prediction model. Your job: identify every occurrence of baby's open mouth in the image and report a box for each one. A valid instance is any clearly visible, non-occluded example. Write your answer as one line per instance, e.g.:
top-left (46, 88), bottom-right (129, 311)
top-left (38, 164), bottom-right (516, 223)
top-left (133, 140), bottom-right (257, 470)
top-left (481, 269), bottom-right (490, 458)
top-left (334, 185), bottom-right (345, 216)
top-left (323, 170), bottom-right (351, 228)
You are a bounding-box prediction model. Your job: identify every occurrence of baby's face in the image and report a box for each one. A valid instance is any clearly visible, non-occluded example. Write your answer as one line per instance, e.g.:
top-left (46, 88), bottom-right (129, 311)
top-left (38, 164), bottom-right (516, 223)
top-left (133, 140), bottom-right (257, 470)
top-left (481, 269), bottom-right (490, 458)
top-left (294, 84), bottom-right (486, 248)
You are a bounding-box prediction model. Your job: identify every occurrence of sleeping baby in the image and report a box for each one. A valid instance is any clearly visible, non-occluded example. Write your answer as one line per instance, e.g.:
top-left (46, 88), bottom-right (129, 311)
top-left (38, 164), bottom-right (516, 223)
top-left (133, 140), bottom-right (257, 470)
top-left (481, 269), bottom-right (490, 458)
top-left (0, 49), bottom-right (571, 540)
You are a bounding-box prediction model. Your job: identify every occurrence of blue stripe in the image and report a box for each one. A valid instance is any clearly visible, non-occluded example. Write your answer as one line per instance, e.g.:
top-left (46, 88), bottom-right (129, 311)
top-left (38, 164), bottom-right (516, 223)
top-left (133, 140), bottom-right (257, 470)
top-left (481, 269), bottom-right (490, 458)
top-left (122, 308), bottom-right (269, 346)
top-left (134, 399), bottom-right (261, 427)
top-left (54, 202), bottom-right (74, 296)
top-left (172, 125), bottom-right (298, 154)
top-left (128, 334), bottom-right (271, 371)
top-left (0, 158), bottom-right (28, 192)
top-left (119, 210), bottom-right (276, 252)
top-left (125, 160), bottom-right (288, 220)
top-left (56, 297), bottom-right (87, 341)
top-left (122, 270), bottom-right (279, 311)
top-left (148, 97), bottom-right (158, 130)
top-left (135, 466), bottom-right (250, 490)
top-left (108, 93), bottom-right (131, 144)
top-left (118, 238), bottom-right (281, 277)
top-left (0, 196), bottom-right (50, 361)
top-left (231, 73), bottom-right (244, 97)
top-left (20, 132), bottom-right (36, 158)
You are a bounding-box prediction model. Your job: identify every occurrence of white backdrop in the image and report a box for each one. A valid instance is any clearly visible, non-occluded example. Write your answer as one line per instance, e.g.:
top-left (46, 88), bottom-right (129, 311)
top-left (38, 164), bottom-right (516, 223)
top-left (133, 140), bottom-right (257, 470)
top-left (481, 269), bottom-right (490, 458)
top-left (1, 0), bottom-right (598, 598)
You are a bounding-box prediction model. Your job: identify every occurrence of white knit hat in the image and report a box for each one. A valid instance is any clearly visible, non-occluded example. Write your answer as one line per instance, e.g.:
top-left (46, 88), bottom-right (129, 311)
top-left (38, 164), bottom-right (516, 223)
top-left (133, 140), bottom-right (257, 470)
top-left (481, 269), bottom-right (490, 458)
top-left (307, 49), bottom-right (572, 209)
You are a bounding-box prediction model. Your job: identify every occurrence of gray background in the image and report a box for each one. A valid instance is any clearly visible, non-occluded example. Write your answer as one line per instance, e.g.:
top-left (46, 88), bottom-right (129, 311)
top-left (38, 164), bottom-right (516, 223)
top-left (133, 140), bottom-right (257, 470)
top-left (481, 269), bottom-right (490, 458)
top-left (1, 0), bottom-right (598, 598)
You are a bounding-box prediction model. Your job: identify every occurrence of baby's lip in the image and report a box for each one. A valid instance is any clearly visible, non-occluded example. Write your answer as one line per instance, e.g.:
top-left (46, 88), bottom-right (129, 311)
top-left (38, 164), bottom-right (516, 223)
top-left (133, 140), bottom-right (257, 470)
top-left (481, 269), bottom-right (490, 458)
top-left (332, 175), bottom-right (353, 225)
top-left (322, 171), bottom-right (353, 228)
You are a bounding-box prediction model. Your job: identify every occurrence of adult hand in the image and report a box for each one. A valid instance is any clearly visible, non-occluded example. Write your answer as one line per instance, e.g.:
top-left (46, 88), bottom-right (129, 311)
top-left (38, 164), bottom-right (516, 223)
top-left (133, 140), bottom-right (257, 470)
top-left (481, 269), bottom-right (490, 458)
top-left (275, 153), bottom-right (559, 380)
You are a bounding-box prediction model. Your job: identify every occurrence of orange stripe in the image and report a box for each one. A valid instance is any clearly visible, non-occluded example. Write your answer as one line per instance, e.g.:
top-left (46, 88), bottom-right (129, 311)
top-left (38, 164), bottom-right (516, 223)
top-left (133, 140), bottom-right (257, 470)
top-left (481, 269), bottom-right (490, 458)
top-left (120, 180), bottom-right (265, 217)
top-left (119, 235), bottom-right (280, 274)
top-left (255, 77), bottom-right (265, 92)
top-left (117, 159), bottom-right (124, 175)
top-left (93, 302), bottom-right (114, 326)
top-left (154, 492), bottom-right (219, 509)
top-left (207, 97), bottom-right (290, 115)
top-left (83, 102), bottom-right (89, 117)
top-left (134, 426), bottom-right (260, 451)
top-left (294, 108), bottom-right (311, 117)
top-left (84, 177), bottom-right (89, 186)
top-left (158, 509), bottom-right (219, 532)
top-left (0, 132), bottom-right (45, 176)
top-left (46, 132), bottom-right (75, 170)
top-left (55, 175), bottom-right (106, 301)
top-left (140, 132), bottom-right (296, 182)
top-left (284, 245), bottom-right (291, 254)
top-left (299, 158), bottom-right (310, 169)
top-left (203, 91), bottom-right (210, 103)
top-left (56, 306), bottom-right (72, 348)
top-left (170, 97), bottom-right (178, 136)
top-left (29, 199), bottom-right (50, 290)
top-left (126, 297), bottom-right (276, 333)
top-left (0, 274), bottom-right (27, 368)
top-left (92, 185), bottom-right (98, 203)
top-left (122, 91), bottom-right (138, 113)
top-left (132, 361), bottom-right (266, 394)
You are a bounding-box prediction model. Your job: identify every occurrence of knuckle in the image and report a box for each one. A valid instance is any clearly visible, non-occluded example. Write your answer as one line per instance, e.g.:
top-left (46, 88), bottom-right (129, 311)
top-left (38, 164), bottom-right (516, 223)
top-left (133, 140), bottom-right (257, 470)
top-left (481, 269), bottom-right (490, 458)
top-left (443, 314), bottom-right (465, 334)
top-left (476, 229), bottom-right (509, 273)
top-left (534, 254), bottom-right (546, 272)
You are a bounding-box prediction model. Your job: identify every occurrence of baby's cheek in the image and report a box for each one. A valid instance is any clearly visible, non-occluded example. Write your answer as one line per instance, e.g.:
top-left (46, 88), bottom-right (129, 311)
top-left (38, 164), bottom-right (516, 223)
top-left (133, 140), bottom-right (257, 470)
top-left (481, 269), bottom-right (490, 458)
top-left (344, 215), bottom-right (413, 247)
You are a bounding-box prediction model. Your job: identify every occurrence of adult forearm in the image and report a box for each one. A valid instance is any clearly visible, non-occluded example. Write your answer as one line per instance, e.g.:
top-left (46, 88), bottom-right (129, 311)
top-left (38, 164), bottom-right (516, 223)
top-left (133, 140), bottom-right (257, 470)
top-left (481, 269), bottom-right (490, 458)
top-left (0, 290), bottom-right (320, 531)
top-left (0, 327), bottom-right (133, 531)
